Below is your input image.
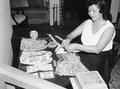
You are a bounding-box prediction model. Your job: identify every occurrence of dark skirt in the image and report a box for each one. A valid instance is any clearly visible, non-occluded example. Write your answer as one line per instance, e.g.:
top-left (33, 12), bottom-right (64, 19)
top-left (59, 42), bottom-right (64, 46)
top-left (79, 50), bottom-right (112, 85)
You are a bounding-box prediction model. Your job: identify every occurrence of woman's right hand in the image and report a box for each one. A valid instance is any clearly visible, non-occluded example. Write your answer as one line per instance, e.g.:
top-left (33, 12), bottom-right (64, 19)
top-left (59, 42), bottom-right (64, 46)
top-left (61, 39), bottom-right (71, 47)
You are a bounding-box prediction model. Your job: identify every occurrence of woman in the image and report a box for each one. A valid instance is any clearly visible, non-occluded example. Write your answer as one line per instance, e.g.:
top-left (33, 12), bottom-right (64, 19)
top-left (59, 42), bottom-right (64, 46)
top-left (62, 0), bottom-right (115, 86)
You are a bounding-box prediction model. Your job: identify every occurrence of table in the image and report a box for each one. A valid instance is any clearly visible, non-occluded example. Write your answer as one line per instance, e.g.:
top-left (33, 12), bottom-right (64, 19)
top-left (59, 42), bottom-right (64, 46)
top-left (18, 37), bottom-right (74, 88)
top-left (19, 54), bottom-right (73, 89)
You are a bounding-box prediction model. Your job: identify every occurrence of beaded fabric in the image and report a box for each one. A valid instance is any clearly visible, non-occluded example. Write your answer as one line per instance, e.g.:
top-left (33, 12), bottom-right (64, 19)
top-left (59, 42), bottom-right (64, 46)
top-left (55, 53), bottom-right (89, 76)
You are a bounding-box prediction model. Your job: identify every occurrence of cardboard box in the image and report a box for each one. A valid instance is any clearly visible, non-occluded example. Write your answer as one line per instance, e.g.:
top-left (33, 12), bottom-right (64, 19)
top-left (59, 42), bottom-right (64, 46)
top-left (75, 71), bottom-right (108, 89)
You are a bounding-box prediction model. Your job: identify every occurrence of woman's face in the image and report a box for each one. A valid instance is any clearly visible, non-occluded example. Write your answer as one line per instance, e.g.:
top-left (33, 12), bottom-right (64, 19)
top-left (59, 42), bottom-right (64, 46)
top-left (30, 30), bottom-right (38, 39)
top-left (88, 4), bottom-right (102, 21)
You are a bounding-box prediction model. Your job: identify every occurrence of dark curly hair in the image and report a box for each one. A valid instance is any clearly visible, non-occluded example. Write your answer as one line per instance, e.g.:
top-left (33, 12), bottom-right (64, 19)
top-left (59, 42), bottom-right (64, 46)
top-left (87, 0), bottom-right (112, 21)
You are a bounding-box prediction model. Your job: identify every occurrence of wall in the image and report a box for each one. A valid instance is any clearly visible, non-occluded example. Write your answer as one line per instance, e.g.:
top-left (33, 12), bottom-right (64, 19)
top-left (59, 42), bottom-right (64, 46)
top-left (0, 1), bottom-right (14, 89)
top-left (119, 1), bottom-right (120, 12)
top-left (110, 0), bottom-right (120, 23)
top-left (0, 0), bottom-right (13, 65)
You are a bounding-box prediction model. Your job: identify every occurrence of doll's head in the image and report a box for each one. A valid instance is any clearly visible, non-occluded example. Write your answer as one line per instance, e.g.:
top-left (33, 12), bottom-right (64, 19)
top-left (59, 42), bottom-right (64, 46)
top-left (30, 30), bottom-right (38, 39)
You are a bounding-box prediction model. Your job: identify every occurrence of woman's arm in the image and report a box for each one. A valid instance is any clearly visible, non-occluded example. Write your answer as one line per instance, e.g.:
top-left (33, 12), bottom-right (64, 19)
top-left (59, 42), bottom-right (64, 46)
top-left (66, 20), bottom-right (87, 41)
top-left (62, 20), bottom-right (88, 47)
top-left (66, 27), bottom-right (115, 54)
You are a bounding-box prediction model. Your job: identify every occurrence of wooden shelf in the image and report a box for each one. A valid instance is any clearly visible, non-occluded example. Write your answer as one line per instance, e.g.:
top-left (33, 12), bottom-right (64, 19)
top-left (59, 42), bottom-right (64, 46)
top-left (11, 7), bottom-right (49, 24)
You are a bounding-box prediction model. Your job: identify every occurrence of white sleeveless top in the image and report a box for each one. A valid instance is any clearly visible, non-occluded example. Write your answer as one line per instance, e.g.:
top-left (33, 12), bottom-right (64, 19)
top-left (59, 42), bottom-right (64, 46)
top-left (81, 19), bottom-right (115, 51)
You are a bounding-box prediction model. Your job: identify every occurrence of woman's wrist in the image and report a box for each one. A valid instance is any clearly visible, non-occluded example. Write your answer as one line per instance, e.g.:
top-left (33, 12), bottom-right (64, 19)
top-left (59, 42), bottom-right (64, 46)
top-left (66, 34), bottom-right (73, 41)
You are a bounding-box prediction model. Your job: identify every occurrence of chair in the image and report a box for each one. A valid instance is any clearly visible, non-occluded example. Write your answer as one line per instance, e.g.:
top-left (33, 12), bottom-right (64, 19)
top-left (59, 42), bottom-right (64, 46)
top-left (109, 41), bottom-right (120, 72)
top-left (12, 14), bottom-right (27, 25)
top-left (116, 12), bottom-right (120, 28)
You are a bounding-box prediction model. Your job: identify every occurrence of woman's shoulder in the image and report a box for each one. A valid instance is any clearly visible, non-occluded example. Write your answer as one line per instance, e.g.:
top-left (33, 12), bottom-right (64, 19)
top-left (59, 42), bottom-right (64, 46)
top-left (81, 19), bottom-right (92, 26)
top-left (84, 19), bottom-right (92, 23)
top-left (106, 20), bottom-right (114, 28)
top-left (103, 20), bottom-right (115, 37)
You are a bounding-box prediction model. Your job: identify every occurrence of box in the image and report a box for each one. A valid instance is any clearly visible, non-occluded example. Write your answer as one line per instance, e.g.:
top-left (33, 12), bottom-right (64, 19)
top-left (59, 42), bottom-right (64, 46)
top-left (39, 71), bottom-right (54, 79)
top-left (26, 64), bottom-right (53, 73)
top-left (27, 64), bottom-right (54, 79)
top-left (75, 71), bottom-right (108, 89)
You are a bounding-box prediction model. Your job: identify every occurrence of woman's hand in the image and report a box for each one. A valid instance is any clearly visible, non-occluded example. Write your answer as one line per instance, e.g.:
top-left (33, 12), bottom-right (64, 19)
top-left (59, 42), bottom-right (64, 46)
top-left (61, 39), bottom-right (71, 47)
top-left (64, 43), bottom-right (80, 52)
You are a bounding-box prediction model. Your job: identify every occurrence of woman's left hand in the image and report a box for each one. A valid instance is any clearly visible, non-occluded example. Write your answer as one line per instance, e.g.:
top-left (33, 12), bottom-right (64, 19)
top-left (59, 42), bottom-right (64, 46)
top-left (64, 43), bottom-right (79, 52)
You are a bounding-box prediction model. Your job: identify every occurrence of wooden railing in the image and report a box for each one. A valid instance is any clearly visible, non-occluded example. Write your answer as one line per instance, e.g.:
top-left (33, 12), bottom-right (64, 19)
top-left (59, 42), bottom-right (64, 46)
top-left (0, 63), bottom-right (66, 89)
